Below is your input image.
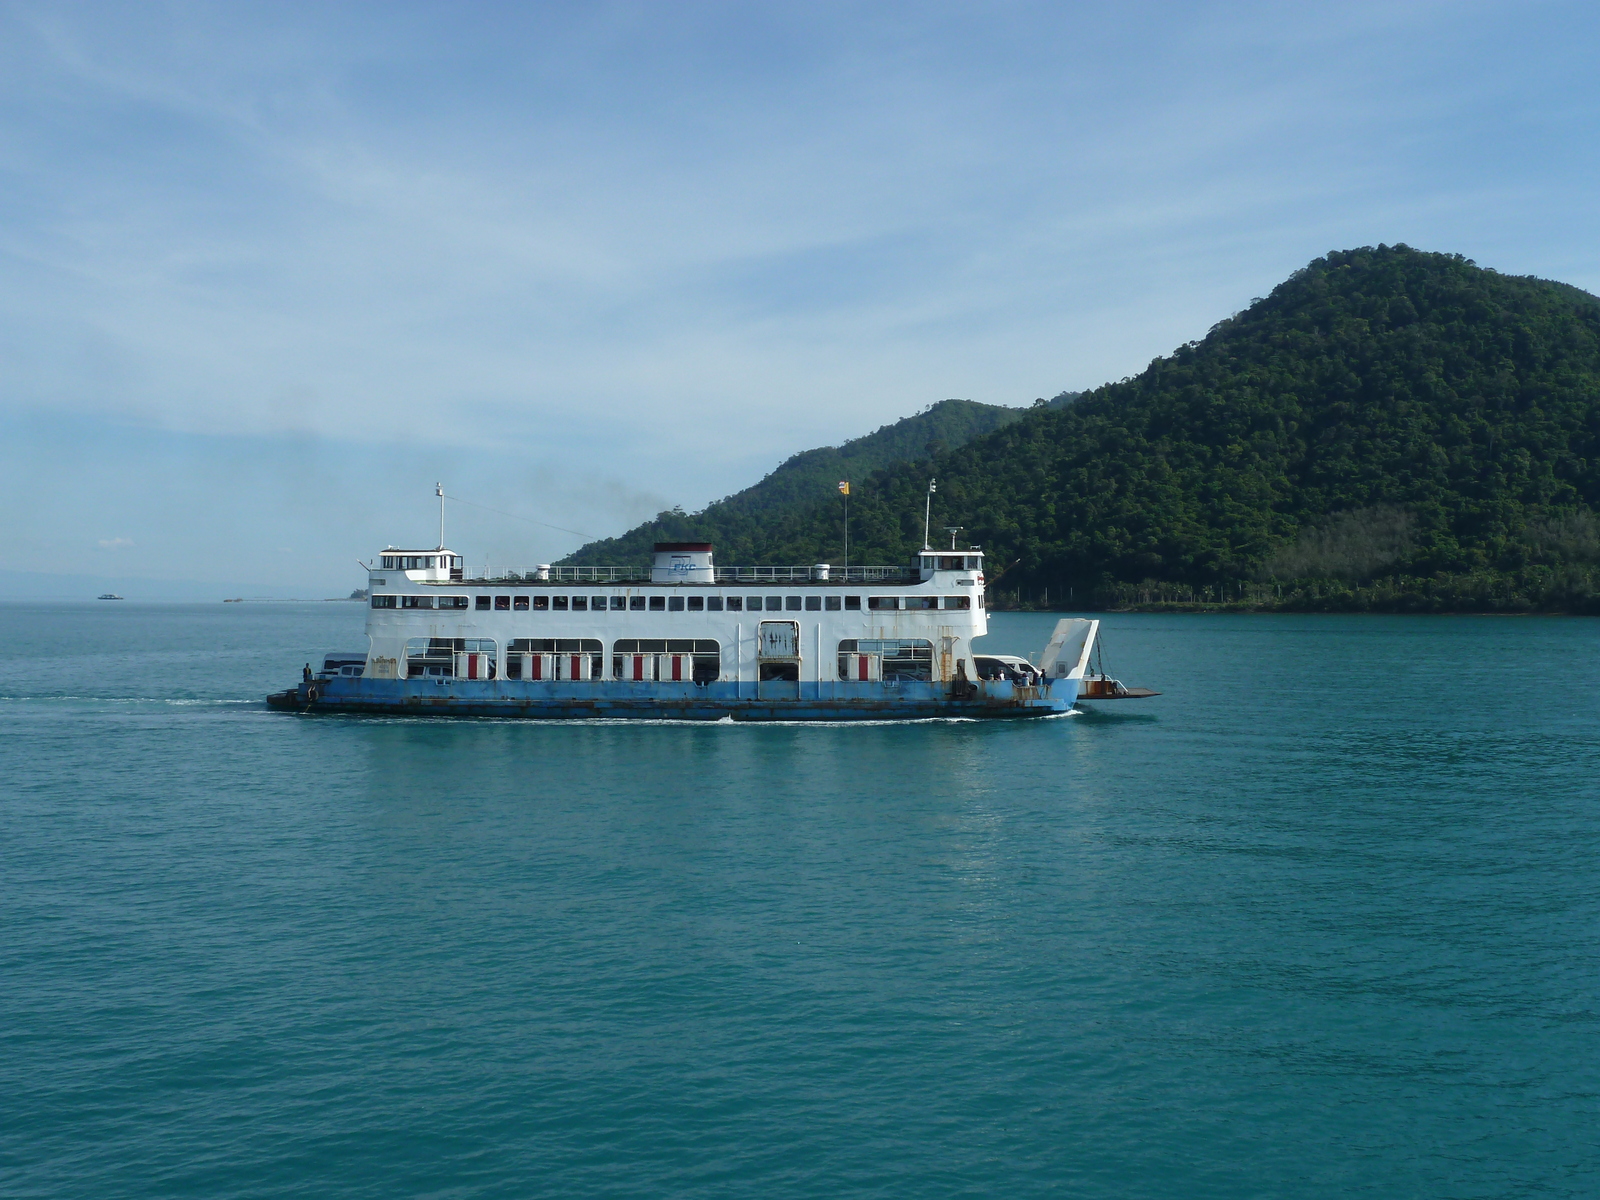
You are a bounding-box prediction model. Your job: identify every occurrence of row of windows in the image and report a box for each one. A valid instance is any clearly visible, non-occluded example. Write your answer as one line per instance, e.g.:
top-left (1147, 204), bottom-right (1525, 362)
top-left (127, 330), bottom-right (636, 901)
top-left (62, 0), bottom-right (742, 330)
top-left (374, 593), bottom-right (974, 612)
top-left (381, 555), bottom-right (465, 570)
top-left (401, 637), bottom-right (938, 683)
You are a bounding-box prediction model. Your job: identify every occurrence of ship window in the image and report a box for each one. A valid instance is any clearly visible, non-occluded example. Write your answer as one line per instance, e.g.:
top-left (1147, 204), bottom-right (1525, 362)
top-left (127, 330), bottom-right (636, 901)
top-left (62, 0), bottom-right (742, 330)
top-left (965, 557), bottom-right (981, 569)
top-left (616, 639), bottom-right (664, 653)
top-left (687, 596), bottom-right (703, 611)
top-left (845, 596), bottom-right (861, 610)
top-left (630, 596), bottom-right (646, 611)
top-left (745, 596), bottom-right (761, 611)
top-left (475, 596), bottom-right (491, 610)
top-left (804, 596), bottom-right (821, 611)
top-left (405, 636), bottom-right (453, 676)
top-left (572, 597), bottom-right (588, 611)
top-left (867, 596), bottom-right (898, 610)
top-left (553, 596), bottom-right (568, 611)
top-left (381, 556), bottom-right (397, 569)
top-left (649, 596), bottom-right (666, 611)
top-left (610, 639), bottom-right (720, 683)
top-left (668, 596), bottom-right (685, 611)
top-left (514, 596), bottom-right (529, 610)
top-left (593, 596), bottom-right (607, 610)
top-left (401, 596), bottom-right (434, 608)
top-left (706, 597), bottom-right (723, 611)
top-left (905, 596), bottom-right (937, 610)
top-left (837, 638), bottom-right (932, 681)
top-left (825, 596), bottom-right (841, 611)
top-left (611, 596), bottom-right (626, 610)
top-left (944, 595), bottom-right (971, 610)
top-left (437, 596), bottom-right (469, 609)
top-left (371, 595), bottom-right (397, 608)
top-left (725, 596), bottom-right (741, 611)
top-left (771, 597), bottom-right (786, 611)
top-left (507, 637), bottom-right (604, 680)
top-left (404, 636), bottom-right (497, 678)
top-left (495, 596), bottom-right (511, 611)
top-left (938, 556), bottom-right (963, 570)
top-left (533, 596), bottom-right (548, 611)
top-left (511, 638), bottom-right (603, 653)
top-left (614, 639), bottom-right (720, 654)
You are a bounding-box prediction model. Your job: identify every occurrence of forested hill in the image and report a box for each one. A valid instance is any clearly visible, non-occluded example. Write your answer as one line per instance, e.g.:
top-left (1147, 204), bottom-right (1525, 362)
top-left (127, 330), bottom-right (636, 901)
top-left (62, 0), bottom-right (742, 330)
top-left (562, 396), bottom-right (1076, 566)
top-left (579, 245), bottom-right (1600, 612)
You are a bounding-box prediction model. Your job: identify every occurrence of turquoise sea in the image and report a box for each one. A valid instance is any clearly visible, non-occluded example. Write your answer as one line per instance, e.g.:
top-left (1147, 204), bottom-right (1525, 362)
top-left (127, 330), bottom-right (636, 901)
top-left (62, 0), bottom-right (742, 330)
top-left (3, 602), bottom-right (1597, 1198)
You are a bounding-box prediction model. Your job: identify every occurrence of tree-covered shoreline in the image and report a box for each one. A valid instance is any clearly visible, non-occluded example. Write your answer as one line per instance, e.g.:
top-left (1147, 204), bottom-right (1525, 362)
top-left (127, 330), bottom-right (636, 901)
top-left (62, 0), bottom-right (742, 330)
top-left (989, 568), bottom-right (1600, 615)
top-left (567, 246), bottom-right (1600, 614)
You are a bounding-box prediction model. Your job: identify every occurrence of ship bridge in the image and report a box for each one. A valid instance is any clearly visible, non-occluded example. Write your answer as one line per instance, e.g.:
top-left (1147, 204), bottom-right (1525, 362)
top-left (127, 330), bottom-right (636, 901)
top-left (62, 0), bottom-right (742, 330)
top-left (374, 548), bottom-right (465, 583)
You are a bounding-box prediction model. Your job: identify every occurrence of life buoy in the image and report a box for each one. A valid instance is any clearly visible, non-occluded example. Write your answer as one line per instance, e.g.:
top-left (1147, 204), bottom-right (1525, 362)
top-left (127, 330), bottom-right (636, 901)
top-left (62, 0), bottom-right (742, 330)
top-left (306, 683), bottom-right (320, 703)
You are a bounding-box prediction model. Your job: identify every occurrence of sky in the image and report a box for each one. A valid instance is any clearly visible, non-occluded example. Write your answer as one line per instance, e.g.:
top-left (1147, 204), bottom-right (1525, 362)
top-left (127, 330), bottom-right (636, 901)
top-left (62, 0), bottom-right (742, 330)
top-left (3, 0), bottom-right (1598, 596)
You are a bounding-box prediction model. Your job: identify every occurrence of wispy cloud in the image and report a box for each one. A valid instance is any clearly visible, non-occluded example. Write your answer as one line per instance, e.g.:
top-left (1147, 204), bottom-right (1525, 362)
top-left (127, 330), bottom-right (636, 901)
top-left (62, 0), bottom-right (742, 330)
top-left (2, 1), bottom-right (1598, 589)
top-left (97, 537), bottom-right (133, 549)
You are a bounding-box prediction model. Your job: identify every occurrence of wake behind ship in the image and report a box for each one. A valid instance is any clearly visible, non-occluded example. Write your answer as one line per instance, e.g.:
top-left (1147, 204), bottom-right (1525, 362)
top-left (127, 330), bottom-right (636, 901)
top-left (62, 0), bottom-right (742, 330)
top-left (268, 541), bottom-right (1146, 720)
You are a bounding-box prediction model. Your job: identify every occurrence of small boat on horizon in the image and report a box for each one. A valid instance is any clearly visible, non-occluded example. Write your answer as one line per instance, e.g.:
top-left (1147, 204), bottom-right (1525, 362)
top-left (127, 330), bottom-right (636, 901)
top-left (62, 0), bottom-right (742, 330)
top-left (97, 593), bottom-right (124, 601)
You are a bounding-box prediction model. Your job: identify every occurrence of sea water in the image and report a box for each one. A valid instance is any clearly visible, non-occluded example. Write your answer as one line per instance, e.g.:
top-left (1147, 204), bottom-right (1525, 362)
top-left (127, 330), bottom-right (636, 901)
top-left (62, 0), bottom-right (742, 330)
top-left (2, 602), bottom-right (1597, 1198)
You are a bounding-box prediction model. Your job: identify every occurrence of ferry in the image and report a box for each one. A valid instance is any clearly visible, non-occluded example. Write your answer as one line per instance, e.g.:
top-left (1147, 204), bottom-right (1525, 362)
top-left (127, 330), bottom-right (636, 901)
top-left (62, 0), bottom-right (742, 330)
top-left (267, 541), bottom-right (1138, 720)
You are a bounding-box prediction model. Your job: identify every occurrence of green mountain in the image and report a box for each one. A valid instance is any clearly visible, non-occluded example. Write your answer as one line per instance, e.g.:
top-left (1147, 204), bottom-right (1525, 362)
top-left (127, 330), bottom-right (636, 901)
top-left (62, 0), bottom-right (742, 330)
top-left (573, 246), bottom-right (1600, 612)
top-left (563, 395), bottom-right (1076, 566)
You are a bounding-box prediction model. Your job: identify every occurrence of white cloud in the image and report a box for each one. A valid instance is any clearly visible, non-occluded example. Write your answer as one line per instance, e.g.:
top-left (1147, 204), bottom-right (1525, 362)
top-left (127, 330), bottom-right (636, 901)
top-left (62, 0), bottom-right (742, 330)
top-left (1, 1), bottom-right (1597, 590)
top-left (97, 537), bottom-right (133, 549)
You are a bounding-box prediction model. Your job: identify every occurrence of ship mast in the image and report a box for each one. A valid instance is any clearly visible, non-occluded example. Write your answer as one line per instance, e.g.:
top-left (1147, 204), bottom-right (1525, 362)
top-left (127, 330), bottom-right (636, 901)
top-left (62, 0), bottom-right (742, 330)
top-left (436, 482), bottom-right (445, 550)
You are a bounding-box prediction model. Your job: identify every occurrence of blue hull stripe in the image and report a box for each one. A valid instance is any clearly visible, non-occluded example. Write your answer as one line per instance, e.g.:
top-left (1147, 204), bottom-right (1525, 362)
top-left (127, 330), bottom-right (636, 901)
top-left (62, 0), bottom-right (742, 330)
top-left (272, 678), bottom-right (1072, 720)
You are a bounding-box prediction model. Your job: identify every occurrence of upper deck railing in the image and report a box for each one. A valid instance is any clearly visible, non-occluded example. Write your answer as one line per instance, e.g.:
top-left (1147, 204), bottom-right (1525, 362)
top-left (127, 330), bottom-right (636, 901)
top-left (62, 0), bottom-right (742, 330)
top-left (714, 565), bottom-right (917, 583)
top-left (451, 564), bottom-right (922, 586)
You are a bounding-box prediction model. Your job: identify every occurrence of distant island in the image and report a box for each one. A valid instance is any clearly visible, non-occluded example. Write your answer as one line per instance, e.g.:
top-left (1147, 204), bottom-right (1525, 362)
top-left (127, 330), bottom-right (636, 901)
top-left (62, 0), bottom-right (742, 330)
top-left (565, 245), bottom-right (1600, 614)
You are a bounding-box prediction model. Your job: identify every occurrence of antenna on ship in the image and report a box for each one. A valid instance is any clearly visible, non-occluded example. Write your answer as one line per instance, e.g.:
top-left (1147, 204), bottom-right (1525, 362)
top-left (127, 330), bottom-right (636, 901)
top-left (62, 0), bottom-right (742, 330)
top-left (945, 526), bottom-right (963, 551)
top-left (436, 482), bottom-right (445, 550)
top-left (838, 480), bottom-right (850, 570)
top-left (923, 479), bottom-right (937, 550)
